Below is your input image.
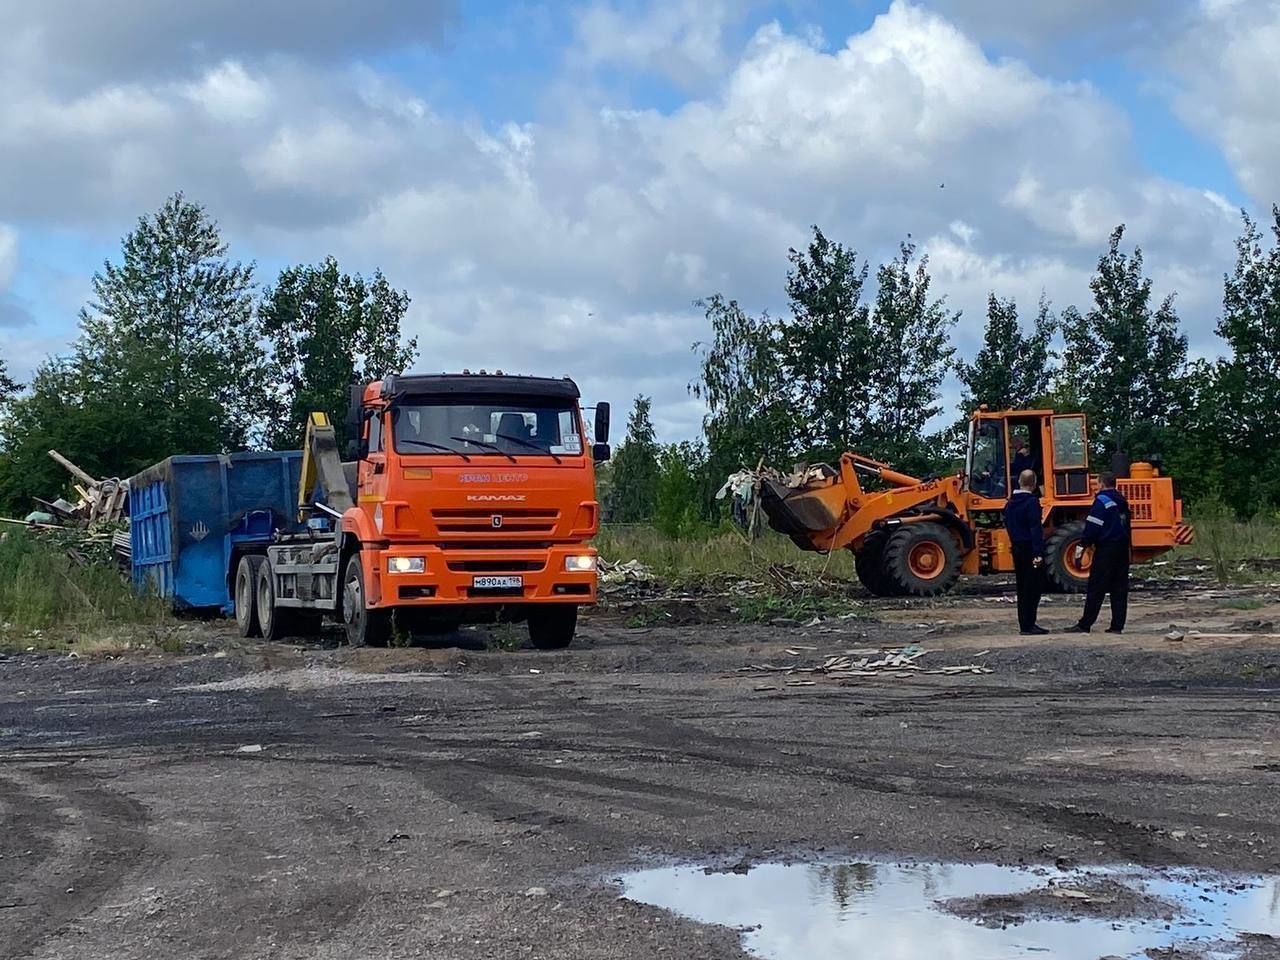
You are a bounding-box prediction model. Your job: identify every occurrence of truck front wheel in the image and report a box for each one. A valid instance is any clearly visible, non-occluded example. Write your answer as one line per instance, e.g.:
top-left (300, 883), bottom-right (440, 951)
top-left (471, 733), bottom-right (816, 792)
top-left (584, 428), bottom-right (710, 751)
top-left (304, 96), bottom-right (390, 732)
top-left (528, 606), bottom-right (577, 650)
top-left (342, 554), bottom-right (390, 648)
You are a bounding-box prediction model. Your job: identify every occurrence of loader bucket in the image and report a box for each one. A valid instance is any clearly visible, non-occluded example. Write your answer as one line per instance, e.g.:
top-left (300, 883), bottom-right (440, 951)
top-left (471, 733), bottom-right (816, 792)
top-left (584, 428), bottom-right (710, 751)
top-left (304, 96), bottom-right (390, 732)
top-left (758, 478), bottom-right (843, 550)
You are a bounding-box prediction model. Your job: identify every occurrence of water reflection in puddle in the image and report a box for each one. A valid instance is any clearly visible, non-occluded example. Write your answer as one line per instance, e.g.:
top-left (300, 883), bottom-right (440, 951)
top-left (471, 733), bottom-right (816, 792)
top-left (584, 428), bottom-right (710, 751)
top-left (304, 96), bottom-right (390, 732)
top-left (621, 861), bottom-right (1280, 959)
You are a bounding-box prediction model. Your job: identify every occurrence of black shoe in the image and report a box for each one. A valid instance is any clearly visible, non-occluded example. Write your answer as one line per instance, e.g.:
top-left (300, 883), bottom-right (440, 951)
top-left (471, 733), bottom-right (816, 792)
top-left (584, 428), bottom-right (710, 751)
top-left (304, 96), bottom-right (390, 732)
top-left (1065, 624), bottom-right (1090, 633)
top-left (1105, 627), bottom-right (1124, 634)
top-left (1020, 626), bottom-right (1050, 636)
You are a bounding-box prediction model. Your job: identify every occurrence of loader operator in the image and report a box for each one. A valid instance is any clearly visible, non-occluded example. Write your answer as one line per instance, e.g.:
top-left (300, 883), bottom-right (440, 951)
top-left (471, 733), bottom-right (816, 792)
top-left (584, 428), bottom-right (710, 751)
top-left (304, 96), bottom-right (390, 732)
top-left (1003, 469), bottom-right (1047, 636)
top-left (1069, 472), bottom-right (1132, 634)
top-left (1011, 437), bottom-right (1036, 482)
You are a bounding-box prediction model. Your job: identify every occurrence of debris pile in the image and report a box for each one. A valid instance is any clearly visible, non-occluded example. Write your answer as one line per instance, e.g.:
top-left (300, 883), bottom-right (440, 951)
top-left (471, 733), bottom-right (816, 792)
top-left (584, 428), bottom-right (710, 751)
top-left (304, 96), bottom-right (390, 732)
top-left (1, 450), bottom-right (131, 568)
top-left (598, 558), bottom-right (656, 587)
top-left (40, 450), bottom-right (129, 525)
top-left (739, 645), bottom-right (994, 687)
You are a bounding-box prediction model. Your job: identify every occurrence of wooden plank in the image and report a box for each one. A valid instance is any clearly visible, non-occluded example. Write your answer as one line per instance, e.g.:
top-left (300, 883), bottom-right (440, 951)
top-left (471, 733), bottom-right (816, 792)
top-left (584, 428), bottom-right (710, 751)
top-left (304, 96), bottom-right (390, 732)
top-left (48, 450), bottom-right (98, 487)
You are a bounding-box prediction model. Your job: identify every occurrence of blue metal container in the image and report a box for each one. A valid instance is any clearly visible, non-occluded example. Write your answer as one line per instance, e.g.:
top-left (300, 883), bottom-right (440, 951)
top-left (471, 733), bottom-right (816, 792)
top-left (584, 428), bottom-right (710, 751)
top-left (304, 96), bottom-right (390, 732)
top-left (129, 452), bottom-right (304, 612)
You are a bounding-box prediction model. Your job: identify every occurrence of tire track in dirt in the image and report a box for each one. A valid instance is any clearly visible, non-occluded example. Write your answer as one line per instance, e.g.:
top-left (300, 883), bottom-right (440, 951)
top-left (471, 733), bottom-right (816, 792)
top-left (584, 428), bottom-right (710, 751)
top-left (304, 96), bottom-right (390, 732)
top-left (0, 765), bottom-right (150, 960)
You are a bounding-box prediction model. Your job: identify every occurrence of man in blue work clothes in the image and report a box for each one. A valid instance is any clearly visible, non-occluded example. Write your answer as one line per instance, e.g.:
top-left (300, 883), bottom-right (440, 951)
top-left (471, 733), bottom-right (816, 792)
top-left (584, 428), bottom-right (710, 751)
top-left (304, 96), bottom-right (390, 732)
top-left (1069, 472), bottom-right (1132, 634)
top-left (1004, 469), bottom-right (1047, 635)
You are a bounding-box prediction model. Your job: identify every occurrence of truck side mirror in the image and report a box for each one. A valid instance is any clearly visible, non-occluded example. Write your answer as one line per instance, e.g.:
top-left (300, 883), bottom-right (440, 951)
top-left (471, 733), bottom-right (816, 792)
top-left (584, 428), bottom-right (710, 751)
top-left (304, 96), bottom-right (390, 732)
top-left (594, 402), bottom-right (611, 444)
top-left (592, 442), bottom-right (611, 463)
top-left (346, 383), bottom-right (364, 446)
top-left (346, 407), bottom-right (373, 461)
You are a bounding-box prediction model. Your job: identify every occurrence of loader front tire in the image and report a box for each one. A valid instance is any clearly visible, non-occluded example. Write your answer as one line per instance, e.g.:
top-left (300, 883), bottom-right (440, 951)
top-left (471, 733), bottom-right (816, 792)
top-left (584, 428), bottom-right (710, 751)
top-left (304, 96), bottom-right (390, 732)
top-left (1045, 521), bottom-right (1091, 593)
top-left (884, 522), bottom-right (961, 597)
top-left (854, 533), bottom-right (898, 597)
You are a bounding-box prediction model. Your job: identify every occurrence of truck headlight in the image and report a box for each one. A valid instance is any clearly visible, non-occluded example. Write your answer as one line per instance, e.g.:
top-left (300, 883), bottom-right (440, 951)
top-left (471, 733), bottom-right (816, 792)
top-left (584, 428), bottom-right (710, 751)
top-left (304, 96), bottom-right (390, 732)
top-left (564, 555), bottom-right (597, 572)
top-left (388, 556), bottom-right (426, 574)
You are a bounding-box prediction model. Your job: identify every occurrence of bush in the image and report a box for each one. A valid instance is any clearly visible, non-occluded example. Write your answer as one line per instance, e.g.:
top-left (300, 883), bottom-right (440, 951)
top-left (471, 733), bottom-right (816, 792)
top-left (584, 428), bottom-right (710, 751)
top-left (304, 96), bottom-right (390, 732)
top-left (1185, 496), bottom-right (1280, 584)
top-left (0, 530), bottom-right (165, 635)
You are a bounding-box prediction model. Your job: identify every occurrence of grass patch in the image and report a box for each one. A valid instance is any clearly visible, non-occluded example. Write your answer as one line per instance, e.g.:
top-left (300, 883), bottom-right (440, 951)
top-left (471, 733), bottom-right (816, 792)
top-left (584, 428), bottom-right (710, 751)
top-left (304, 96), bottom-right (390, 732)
top-left (594, 524), bottom-right (855, 583)
top-left (732, 592), bottom-right (860, 624)
top-left (0, 529), bottom-right (168, 650)
top-left (1181, 501), bottom-right (1280, 585)
top-left (1219, 597), bottom-right (1267, 611)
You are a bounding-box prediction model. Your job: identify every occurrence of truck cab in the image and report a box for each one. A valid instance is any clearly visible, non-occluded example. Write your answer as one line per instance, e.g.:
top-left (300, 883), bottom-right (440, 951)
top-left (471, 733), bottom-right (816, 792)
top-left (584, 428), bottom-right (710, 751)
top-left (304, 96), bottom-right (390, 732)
top-left (234, 373), bottom-right (610, 649)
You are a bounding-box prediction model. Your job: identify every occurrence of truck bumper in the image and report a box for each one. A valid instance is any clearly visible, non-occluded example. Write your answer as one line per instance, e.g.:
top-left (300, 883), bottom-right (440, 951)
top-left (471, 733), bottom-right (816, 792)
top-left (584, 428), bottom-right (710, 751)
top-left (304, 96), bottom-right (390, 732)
top-left (368, 544), bottom-right (598, 608)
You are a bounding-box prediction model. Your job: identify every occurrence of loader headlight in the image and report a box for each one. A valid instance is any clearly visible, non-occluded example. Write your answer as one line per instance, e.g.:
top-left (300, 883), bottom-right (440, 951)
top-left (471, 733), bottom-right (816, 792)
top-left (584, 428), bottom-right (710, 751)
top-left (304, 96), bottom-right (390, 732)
top-left (564, 555), bottom-right (597, 573)
top-left (388, 556), bottom-right (426, 574)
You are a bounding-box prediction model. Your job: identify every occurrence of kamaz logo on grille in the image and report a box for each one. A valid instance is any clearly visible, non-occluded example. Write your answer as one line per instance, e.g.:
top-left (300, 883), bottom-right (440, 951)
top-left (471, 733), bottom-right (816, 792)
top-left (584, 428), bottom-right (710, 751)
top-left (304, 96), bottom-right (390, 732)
top-left (466, 494), bottom-right (527, 502)
top-left (491, 515), bottom-right (503, 529)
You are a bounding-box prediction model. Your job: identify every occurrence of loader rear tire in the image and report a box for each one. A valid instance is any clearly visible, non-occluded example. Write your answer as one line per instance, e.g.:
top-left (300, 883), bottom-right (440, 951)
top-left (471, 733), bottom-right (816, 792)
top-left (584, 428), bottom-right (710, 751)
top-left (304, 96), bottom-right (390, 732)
top-left (1045, 521), bottom-right (1090, 593)
top-left (854, 534), bottom-right (898, 597)
top-left (884, 522), bottom-right (961, 597)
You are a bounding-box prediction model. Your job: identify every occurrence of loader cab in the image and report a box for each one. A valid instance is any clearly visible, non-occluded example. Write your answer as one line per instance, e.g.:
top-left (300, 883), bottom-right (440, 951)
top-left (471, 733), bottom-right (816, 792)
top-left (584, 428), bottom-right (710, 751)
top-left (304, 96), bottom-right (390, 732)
top-left (965, 408), bottom-right (1092, 505)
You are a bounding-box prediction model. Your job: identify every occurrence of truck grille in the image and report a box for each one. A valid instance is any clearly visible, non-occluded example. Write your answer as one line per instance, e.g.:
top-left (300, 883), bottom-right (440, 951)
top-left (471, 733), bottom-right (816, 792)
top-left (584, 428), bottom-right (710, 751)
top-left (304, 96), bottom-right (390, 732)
top-left (445, 559), bottom-right (545, 572)
top-left (431, 508), bottom-right (559, 535)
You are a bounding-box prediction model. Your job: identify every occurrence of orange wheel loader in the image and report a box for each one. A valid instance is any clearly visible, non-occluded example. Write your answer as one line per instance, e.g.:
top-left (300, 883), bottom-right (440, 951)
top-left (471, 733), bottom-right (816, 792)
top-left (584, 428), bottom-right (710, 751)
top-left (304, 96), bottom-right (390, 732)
top-left (758, 409), bottom-right (1194, 597)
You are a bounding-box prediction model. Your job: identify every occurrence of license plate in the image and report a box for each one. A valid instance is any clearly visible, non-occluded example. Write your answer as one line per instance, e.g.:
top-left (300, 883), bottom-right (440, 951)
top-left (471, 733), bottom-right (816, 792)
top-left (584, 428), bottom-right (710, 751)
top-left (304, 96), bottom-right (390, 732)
top-left (472, 575), bottom-right (523, 590)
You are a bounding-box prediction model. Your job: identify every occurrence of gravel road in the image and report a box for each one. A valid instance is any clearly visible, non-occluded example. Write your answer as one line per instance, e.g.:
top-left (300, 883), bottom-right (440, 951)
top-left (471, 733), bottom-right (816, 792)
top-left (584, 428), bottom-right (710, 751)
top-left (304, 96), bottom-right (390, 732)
top-left (2, 581), bottom-right (1279, 959)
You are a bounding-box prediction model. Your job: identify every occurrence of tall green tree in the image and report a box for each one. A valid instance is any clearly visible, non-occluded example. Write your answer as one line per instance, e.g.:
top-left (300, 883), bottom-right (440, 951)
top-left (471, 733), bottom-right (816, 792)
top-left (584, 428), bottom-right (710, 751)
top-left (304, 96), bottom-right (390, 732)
top-left (608, 395), bottom-right (661, 523)
top-left (691, 294), bottom-right (796, 482)
top-left (654, 440), bottom-right (708, 539)
top-left (77, 192), bottom-right (270, 455)
top-left (864, 240), bottom-right (959, 471)
top-left (0, 357), bottom-right (18, 408)
top-left (0, 195), bottom-right (273, 511)
top-left (1204, 206), bottom-right (1280, 513)
top-left (781, 227), bottom-right (876, 460)
top-left (956, 294), bottom-right (1056, 412)
top-left (260, 256), bottom-right (417, 449)
top-left (1060, 225), bottom-right (1188, 459)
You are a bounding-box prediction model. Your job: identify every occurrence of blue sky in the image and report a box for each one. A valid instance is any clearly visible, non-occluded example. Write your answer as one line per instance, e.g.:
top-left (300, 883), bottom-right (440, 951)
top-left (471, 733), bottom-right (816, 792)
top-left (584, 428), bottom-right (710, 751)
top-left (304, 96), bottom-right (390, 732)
top-left (0, 0), bottom-right (1275, 438)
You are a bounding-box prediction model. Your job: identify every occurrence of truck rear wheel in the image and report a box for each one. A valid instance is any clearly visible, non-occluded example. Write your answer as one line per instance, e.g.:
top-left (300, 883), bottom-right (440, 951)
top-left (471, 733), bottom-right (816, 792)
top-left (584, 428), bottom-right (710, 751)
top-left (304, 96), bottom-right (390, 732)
top-left (883, 522), bottom-right (961, 597)
top-left (1045, 521), bottom-right (1091, 593)
top-left (528, 606), bottom-right (577, 650)
top-left (234, 555), bottom-right (264, 638)
top-left (854, 533), bottom-right (898, 597)
top-left (342, 554), bottom-right (390, 648)
top-left (255, 557), bottom-right (320, 642)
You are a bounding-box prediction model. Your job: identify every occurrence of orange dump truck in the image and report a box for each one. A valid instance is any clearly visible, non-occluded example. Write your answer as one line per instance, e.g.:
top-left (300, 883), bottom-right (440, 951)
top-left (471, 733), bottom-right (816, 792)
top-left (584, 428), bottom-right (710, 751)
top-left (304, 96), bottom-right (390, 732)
top-left (232, 373), bottom-right (610, 648)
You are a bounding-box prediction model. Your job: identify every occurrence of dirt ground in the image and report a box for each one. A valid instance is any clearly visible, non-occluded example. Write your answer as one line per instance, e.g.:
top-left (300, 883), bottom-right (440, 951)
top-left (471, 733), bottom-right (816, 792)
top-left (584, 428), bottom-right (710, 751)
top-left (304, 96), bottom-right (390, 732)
top-left (2, 573), bottom-right (1279, 959)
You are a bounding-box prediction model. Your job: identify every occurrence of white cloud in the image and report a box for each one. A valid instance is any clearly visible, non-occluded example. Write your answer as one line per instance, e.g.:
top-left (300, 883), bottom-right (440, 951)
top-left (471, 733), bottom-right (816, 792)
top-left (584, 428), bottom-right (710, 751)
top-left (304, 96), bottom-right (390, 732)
top-left (0, 225), bottom-right (16, 289)
top-left (0, 0), bottom-right (1246, 439)
top-left (572, 0), bottom-right (746, 90)
top-left (1172, 0), bottom-right (1280, 205)
top-left (921, 0), bottom-right (1192, 55)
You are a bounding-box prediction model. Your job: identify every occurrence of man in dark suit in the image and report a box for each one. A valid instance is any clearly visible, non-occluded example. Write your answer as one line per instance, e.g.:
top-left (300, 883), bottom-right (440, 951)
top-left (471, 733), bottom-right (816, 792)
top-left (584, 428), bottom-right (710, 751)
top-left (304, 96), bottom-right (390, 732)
top-left (1003, 468), bottom-right (1047, 636)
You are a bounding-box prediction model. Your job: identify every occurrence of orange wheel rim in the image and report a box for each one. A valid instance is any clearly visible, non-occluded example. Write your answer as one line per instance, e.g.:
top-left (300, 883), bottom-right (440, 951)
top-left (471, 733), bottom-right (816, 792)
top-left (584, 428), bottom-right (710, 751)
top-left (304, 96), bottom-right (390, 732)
top-left (908, 541), bottom-right (946, 580)
top-left (1066, 540), bottom-right (1092, 577)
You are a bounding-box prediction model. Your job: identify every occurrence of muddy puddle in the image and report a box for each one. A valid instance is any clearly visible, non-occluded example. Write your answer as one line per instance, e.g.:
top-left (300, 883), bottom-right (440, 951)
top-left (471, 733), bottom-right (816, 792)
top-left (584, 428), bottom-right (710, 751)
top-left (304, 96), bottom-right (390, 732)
top-left (621, 861), bottom-right (1280, 959)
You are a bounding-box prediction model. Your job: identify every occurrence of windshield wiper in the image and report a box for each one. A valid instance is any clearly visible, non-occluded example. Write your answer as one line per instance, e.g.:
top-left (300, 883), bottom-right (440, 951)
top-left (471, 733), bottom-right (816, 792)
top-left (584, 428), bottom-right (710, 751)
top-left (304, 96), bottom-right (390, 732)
top-left (496, 433), bottom-right (562, 464)
top-left (449, 436), bottom-right (517, 463)
top-left (397, 439), bottom-right (471, 461)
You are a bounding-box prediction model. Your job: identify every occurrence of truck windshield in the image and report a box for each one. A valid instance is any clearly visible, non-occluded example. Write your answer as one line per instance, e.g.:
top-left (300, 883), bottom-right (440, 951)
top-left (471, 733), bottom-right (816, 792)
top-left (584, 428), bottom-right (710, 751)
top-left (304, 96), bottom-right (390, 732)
top-left (392, 397), bottom-right (583, 458)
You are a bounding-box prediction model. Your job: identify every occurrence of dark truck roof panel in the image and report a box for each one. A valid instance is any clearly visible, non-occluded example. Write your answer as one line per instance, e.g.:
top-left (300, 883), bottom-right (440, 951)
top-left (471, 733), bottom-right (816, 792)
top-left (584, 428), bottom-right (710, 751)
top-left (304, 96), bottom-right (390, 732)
top-left (385, 374), bottom-right (581, 402)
